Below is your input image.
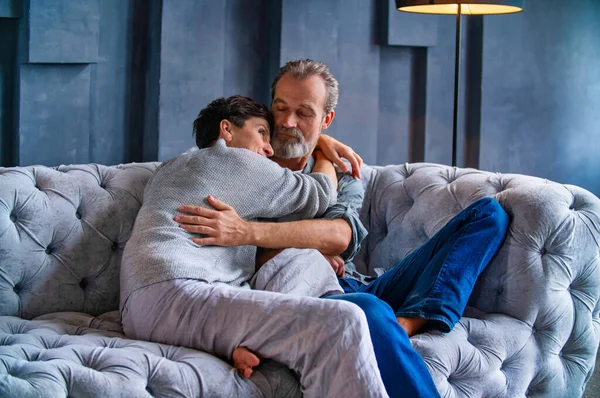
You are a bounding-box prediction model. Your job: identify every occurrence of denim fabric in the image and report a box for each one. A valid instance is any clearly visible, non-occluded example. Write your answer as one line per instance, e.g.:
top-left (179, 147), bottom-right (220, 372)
top-left (326, 293), bottom-right (439, 398)
top-left (340, 197), bottom-right (509, 332)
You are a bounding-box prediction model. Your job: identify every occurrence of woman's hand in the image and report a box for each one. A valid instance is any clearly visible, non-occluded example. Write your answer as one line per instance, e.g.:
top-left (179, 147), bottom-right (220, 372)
top-left (175, 196), bottom-right (248, 246)
top-left (317, 134), bottom-right (363, 179)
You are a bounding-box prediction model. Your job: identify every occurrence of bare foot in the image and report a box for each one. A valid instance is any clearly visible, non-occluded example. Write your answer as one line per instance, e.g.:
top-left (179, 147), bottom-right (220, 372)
top-left (396, 317), bottom-right (428, 337)
top-left (232, 347), bottom-right (260, 378)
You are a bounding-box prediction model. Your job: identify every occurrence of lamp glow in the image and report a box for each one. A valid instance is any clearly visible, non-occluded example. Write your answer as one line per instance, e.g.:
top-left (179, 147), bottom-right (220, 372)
top-left (396, 1), bottom-right (523, 15)
top-left (398, 4), bottom-right (522, 14)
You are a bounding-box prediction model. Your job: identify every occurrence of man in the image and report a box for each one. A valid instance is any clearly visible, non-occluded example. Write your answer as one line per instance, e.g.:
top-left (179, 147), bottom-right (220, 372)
top-left (177, 59), bottom-right (509, 396)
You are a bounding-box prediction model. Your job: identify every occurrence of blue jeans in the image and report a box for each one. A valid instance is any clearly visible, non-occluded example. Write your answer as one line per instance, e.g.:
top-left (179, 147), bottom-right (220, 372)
top-left (327, 293), bottom-right (439, 397)
top-left (340, 197), bottom-right (509, 332)
top-left (331, 197), bottom-right (509, 397)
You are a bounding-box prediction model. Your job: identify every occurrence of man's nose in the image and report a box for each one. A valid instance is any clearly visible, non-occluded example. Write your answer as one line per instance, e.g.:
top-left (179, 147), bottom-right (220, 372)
top-left (279, 112), bottom-right (297, 128)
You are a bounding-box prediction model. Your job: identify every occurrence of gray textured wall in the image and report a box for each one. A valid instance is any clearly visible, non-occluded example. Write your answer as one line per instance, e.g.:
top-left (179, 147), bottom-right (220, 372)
top-left (0, 0), bottom-right (598, 195)
top-left (479, 0), bottom-right (600, 193)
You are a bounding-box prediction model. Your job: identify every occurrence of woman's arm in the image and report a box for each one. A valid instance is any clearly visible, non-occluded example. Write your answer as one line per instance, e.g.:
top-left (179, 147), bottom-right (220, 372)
top-left (237, 151), bottom-right (337, 220)
top-left (317, 134), bottom-right (363, 179)
top-left (312, 148), bottom-right (338, 190)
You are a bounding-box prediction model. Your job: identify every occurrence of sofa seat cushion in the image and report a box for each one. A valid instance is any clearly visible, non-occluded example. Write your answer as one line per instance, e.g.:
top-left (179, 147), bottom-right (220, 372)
top-left (32, 310), bottom-right (124, 334)
top-left (0, 314), bottom-right (300, 397)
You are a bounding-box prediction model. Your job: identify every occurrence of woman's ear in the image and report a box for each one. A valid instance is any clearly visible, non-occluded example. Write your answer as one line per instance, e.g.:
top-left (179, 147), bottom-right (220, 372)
top-left (219, 120), bottom-right (234, 143)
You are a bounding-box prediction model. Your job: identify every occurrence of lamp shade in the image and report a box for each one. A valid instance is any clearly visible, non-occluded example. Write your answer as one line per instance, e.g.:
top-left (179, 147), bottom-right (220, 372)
top-left (395, 0), bottom-right (523, 15)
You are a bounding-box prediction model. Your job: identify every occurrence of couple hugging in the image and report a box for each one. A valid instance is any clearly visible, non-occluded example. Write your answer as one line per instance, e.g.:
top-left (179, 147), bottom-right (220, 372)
top-left (120, 59), bottom-right (509, 398)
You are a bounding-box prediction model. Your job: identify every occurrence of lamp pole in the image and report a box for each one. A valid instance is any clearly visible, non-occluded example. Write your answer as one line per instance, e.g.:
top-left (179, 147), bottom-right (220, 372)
top-left (396, 1), bottom-right (523, 167)
top-left (451, 4), bottom-right (462, 168)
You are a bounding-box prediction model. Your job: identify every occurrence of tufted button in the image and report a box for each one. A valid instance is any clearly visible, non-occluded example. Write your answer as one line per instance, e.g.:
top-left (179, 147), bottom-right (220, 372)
top-left (79, 278), bottom-right (88, 290)
top-left (13, 284), bottom-right (21, 294)
top-left (111, 242), bottom-right (118, 251)
top-left (9, 213), bottom-right (17, 222)
top-left (496, 286), bottom-right (504, 295)
top-left (75, 211), bottom-right (82, 219)
top-left (45, 247), bottom-right (53, 255)
top-left (146, 386), bottom-right (154, 395)
top-left (540, 248), bottom-right (547, 255)
top-left (531, 326), bottom-right (536, 335)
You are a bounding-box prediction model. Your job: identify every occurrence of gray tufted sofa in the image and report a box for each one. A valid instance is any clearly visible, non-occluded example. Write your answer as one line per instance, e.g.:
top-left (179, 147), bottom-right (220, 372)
top-left (1, 161), bottom-right (599, 397)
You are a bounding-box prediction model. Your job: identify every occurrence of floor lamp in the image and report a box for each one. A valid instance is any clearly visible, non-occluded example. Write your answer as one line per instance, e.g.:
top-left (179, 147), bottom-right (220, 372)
top-left (395, 0), bottom-right (524, 167)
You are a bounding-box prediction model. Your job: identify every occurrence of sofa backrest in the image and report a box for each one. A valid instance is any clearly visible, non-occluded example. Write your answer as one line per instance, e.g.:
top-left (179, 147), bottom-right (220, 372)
top-left (354, 163), bottom-right (600, 393)
top-left (0, 163), bottom-right (158, 319)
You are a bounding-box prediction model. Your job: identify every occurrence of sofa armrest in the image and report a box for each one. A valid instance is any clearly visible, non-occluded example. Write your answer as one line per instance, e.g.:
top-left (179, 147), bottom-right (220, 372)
top-left (358, 163), bottom-right (600, 397)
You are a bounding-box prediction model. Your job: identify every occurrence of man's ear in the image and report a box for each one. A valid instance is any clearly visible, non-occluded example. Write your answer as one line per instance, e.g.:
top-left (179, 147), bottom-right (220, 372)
top-left (321, 110), bottom-right (335, 131)
top-left (219, 120), bottom-right (234, 143)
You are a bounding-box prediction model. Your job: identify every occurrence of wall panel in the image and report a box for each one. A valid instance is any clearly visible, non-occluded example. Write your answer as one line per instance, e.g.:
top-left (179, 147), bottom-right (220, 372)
top-left (157, 0), bottom-right (226, 160)
top-left (223, 0), bottom-right (271, 103)
top-left (28, 0), bottom-right (99, 63)
top-left (89, 0), bottom-right (136, 166)
top-left (1, 0), bottom-right (598, 195)
top-left (378, 46), bottom-right (412, 165)
top-left (19, 65), bottom-right (91, 166)
top-left (0, 0), bottom-right (20, 18)
top-left (480, 0), bottom-right (600, 194)
top-left (0, 18), bottom-right (18, 167)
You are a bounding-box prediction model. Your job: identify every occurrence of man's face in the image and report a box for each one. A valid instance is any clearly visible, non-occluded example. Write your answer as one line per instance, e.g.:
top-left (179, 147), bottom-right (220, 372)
top-left (270, 73), bottom-right (330, 159)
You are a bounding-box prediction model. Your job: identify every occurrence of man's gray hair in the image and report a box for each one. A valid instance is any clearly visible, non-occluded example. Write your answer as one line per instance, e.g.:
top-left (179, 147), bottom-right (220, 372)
top-left (271, 59), bottom-right (339, 114)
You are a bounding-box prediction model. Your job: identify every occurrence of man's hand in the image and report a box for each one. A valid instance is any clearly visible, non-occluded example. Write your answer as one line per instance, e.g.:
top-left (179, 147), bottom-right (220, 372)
top-left (317, 134), bottom-right (363, 179)
top-left (324, 255), bottom-right (345, 277)
top-left (175, 196), bottom-right (248, 246)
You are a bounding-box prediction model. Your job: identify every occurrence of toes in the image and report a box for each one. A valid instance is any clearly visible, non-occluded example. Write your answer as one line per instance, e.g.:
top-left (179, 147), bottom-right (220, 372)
top-left (238, 367), bottom-right (253, 378)
top-left (232, 346), bottom-right (260, 378)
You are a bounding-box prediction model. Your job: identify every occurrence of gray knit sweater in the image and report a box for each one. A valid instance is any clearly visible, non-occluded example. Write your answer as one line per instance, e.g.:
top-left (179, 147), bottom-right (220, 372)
top-left (120, 139), bottom-right (336, 309)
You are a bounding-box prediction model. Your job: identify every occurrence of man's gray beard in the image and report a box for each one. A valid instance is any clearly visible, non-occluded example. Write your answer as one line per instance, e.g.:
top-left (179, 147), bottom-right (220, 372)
top-left (271, 127), bottom-right (314, 158)
top-left (271, 138), bottom-right (311, 158)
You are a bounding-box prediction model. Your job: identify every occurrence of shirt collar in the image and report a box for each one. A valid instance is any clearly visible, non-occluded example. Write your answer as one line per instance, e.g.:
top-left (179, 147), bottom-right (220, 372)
top-left (302, 155), bottom-right (315, 174)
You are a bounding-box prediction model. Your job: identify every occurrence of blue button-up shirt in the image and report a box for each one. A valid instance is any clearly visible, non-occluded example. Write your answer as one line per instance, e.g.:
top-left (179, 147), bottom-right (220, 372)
top-left (301, 156), bottom-right (371, 284)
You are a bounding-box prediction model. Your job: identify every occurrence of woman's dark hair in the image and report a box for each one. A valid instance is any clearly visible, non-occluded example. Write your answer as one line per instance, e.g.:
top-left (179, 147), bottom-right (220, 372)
top-left (193, 95), bottom-right (274, 149)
